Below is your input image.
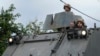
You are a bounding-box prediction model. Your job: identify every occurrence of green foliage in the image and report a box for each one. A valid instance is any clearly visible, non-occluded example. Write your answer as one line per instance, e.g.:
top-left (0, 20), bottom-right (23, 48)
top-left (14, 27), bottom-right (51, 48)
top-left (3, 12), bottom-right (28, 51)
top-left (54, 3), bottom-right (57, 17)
top-left (0, 4), bottom-right (21, 55)
top-left (0, 41), bottom-right (7, 56)
top-left (26, 19), bottom-right (43, 35)
top-left (0, 4), bottom-right (44, 56)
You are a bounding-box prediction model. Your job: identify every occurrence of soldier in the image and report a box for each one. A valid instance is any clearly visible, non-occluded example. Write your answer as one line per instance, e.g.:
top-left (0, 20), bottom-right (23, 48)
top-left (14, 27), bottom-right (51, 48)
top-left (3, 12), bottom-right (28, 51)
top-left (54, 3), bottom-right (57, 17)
top-left (73, 15), bottom-right (87, 29)
top-left (64, 4), bottom-right (75, 29)
top-left (76, 19), bottom-right (85, 28)
top-left (57, 4), bottom-right (74, 32)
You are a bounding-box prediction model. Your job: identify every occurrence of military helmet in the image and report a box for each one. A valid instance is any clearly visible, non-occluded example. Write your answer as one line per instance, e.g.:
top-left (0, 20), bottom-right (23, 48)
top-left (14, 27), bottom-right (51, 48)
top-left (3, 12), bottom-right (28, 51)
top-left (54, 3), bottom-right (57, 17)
top-left (77, 19), bottom-right (84, 22)
top-left (76, 19), bottom-right (85, 26)
top-left (64, 4), bottom-right (70, 7)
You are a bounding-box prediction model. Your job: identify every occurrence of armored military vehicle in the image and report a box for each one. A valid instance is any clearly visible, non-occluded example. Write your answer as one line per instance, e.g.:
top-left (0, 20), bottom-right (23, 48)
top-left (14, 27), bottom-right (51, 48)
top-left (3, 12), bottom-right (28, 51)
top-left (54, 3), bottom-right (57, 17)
top-left (2, 0), bottom-right (100, 56)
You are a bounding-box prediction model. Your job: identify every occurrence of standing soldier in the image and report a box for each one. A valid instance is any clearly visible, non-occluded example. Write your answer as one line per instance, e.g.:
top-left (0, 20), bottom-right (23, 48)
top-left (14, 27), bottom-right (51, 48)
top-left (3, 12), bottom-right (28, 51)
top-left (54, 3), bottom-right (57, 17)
top-left (64, 4), bottom-right (76, 29)
top-left (56, 4), bottom-right (75, 31)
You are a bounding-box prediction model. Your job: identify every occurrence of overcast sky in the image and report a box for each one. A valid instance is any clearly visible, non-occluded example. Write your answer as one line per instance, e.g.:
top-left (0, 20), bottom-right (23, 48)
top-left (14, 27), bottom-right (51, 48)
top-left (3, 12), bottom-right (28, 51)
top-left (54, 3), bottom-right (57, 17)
top-left (0, 0), bottom-right (100, 28)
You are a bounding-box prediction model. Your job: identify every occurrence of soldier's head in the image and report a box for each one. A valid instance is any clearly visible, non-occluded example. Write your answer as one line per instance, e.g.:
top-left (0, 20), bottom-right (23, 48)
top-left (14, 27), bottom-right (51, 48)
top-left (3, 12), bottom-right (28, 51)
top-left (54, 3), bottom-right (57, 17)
top-left (64, 4), bottom-right (71, 12)
top-left (77, 21), bottom-right (84, 28)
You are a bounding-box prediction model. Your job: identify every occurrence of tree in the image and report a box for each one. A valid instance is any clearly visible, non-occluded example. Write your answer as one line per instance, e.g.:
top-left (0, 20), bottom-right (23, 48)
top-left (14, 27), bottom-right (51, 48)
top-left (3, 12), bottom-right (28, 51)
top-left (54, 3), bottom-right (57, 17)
top-left (26, 19), bottom-right (43, 35)
top-left (0, 4), bottom-right (45, 56)
top-left (0, 4), bottom-right (21, 55)
top-left (16, 23), bottom-right (27, 35)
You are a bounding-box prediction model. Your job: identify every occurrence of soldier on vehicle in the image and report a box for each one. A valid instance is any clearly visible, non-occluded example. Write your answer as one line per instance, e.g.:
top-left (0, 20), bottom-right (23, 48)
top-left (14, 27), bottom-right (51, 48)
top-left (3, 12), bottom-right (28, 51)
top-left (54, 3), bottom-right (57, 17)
top-left (57, 4), bottom-right (75, 31)
top-left (64, 4), bottom-right (76, 29)
top-left (75, 19), bottom-right (86, 28)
